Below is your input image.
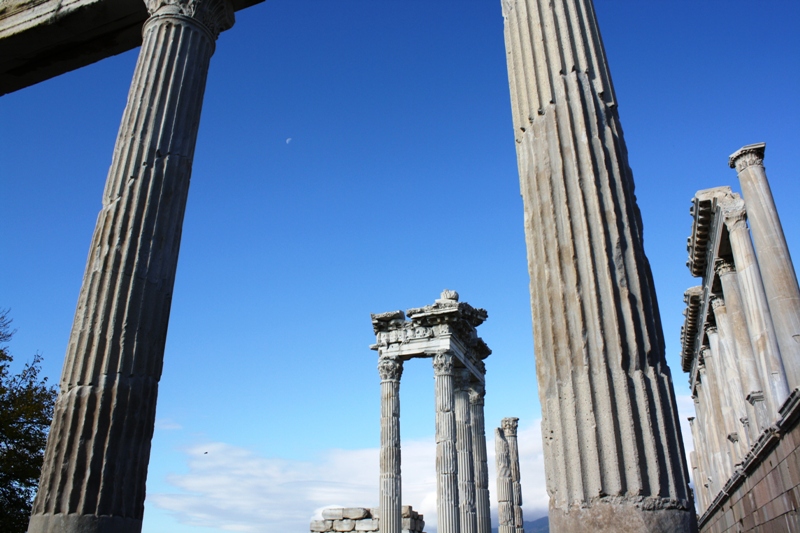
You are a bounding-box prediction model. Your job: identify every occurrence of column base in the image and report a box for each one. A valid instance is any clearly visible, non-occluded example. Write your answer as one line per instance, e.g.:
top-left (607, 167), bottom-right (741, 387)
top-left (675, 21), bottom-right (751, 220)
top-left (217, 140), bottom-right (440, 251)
top-left (28, 514), bottom-right (142, 533)
top-left (548, 499), bottom-right (697, 533)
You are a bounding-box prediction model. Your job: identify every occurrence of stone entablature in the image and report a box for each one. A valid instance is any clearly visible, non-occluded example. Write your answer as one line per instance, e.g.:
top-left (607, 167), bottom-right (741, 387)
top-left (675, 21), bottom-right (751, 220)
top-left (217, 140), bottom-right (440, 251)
top-left (310, 507), bottom-right (425, 533)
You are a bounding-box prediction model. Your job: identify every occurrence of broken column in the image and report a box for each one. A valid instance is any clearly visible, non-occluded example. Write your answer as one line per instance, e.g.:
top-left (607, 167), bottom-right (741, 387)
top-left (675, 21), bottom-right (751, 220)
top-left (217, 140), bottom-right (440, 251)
top-left (501, 0), bottom-right (694, 529)
top-left (378, 356), bottom-right (404, 533)
top-left (495, 428), bottom-right (514, 533)
top-left (434, 351), bottom-right (461, 533)
top-left (501, 418), bottom-right (524, 533)
top-left (730, 143), bottom-right (800, 390)
top-left (29, 2), bottom-right (234, 532)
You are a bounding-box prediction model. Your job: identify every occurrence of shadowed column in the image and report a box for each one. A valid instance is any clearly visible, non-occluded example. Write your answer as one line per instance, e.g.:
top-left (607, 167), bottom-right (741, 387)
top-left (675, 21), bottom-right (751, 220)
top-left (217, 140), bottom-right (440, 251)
top-left (468, 382), bottom-right (491, 533)
top-left (454, 370), bottom-right (477, 533)
top-left (500, 0), bottom-right (694, 529)
top-left (495, 427), bottom-right (514, 533)
top-left (433, 351), bottom-right (460, 533)
top-left (501, 418), bottom-right (524, 533)
top-left (29, 2), bottom-right (233, 532)
top-left (378, 356), bottom-right (403, 533)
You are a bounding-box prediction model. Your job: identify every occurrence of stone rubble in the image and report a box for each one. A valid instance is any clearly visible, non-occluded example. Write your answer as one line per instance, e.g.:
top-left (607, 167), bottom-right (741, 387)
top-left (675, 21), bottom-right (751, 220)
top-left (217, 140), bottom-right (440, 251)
top-left (310, 507), bottom-right (425, 533)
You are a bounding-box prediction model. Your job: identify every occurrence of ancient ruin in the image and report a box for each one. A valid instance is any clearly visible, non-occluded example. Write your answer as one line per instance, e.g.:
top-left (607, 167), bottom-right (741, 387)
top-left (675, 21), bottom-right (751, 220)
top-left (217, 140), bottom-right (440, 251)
top-left (310, 507), bottom-right (425, 533)
top-left (501, 0), bottom-right (695, 530)
top-left (681, 144), bottom-right (800, 532)
top-left (370, 291), bottom-right (491, 533)
top-left (495, 417), bottom-right (524, 533)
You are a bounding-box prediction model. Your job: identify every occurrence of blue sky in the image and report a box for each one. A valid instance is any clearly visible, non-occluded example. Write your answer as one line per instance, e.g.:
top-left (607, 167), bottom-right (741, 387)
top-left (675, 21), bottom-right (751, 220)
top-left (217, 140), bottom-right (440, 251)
top-left (1, 1), bottom-right (798, 531)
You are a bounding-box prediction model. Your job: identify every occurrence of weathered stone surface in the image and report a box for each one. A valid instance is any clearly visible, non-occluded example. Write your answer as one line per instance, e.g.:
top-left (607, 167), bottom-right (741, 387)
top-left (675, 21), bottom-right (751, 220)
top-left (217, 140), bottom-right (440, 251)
top-left (354, 518), bottom-right (379, 531)
top-left (334, 519), bottom-right (356, 532)
top-left (500, 0), bottom-right (695, 529)
top-left (312, 520), bottom-right (334, 532)
top-left (378, 356), bottom-right (403, 533)
top-left (28, 2), bottom-right (234, 532)
top-left (344, 508), bottom-right (370, 520)
top-left (323, 509), bottom-right (345, 520)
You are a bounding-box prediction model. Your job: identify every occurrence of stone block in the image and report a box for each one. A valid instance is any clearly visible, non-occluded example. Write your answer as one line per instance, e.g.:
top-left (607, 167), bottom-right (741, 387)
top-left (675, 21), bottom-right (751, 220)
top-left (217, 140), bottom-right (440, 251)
top-left (343, 508), bottom-right (369, 520)
top-left (311, 520), bottom-right (333, 532)
top-left (354, 518), bottom-right (378, 531)
top-left (334, 519), bottom-right (355, 532)
top-left (369, 508), bottom-right (379, 519)
top-left (323, 509), bottom-right (344, 520)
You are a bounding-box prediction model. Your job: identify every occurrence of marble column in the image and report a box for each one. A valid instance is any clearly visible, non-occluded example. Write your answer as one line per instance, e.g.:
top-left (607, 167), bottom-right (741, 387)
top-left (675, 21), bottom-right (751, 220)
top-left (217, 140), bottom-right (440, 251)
top-left (704, 326), bottom-right (741, 469)
top-left (29, 2), bottom-right (233, 532)
top-left (501, 0), bottom-right (694, 529)
top-left (495, 428), bottom-right (514, 533)
top-left (468, 383), bottom-right (491, 533)
top-left (690, 398), bottom-right (713, 509)
top-left (697, 356), bottom-right (729, 493)
top-left (501, 418), bottom-right (524, 533)
top-left (454, 371), bottom-right (478, 533)
top-left (723, 200), bottom-right (789, 413)
top-left (716, 260), bottom-right (770, 435)
top-left (730, 143), bottom-right (800, 390)
top-left (687, 422), bottom-right (708, 513)
top-left (378, 356), bottom-right (404, 533)
top-left (433, 351), bottom-right (460, 533)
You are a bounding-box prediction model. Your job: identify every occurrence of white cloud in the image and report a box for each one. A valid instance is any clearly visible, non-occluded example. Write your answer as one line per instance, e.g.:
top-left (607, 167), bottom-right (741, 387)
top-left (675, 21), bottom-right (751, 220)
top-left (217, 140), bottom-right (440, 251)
top-left (149, 420), bottom-right (549, 532)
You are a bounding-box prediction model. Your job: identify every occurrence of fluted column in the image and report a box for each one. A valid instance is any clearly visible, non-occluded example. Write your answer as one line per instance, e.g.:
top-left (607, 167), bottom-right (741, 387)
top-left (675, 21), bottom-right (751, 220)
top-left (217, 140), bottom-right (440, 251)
top-left (690, 398), bottom-right (713, 510)
top-left (495, 428), bottom-right (514, 533)
top-left (468, 383), bottom-right (491, 533)
top-left (696, 362), bottom-right (726, 496)
top-left (454, 371), bottom-right (477, 533)
top-left (704, 326), bottom-right (739, 472)
top-left (716, 260), bottom-right (769, 435)
top-left (501, 0), bottom-right (694, 529)
top-left (722, 201), bottom-right (789, 413)
top-left (501, 418), bottom-right (524, 533)
top-left (687, 422), bottom-right (708, 513)
top-left (730, 143), bottom-right (800, 390)
top-left (378, 356), bottom-right (403, 533)
top-left (29, 2), bottom-right (233, 532)
top-left (433, 352), bottom-right (460, 533)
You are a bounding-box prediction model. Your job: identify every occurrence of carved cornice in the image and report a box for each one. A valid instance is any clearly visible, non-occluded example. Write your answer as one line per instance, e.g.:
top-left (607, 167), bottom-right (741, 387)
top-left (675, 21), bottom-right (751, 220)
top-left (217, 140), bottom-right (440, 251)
top-left (501, 417), bottom-right (519, 436)
top-left (146, 0), bottom-right (235, 38)
top-left (714, 259), bottom-right (736, 276)
top-left (432, 351), bottom-right (455, 375)
top-left (729, 142), bottom-right (766, 173)
top-left (686, 187), bottom-right (735, 278)
top-left (378, 356), bottom-right (403, 381)
top-left (680, 286), bottom-right (703, 372)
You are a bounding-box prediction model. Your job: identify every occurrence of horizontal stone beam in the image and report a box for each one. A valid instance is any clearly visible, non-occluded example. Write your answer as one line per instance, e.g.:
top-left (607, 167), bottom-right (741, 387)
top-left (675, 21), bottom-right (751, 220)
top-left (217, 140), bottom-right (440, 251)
top-left (0, 0), bottom-right (263, 96)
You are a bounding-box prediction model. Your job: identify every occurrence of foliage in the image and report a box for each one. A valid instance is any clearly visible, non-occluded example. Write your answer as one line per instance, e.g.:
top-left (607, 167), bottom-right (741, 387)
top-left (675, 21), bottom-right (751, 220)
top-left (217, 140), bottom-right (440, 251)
top-left (0, 310), bottom-right (58, 533)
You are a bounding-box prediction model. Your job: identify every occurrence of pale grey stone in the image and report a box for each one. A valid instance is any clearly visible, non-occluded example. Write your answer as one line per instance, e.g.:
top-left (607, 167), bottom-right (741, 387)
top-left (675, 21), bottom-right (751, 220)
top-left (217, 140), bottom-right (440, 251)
top-left (355, 518), bottom-right (379, 531)
top-left (343, 508), bottom-right (369, 520)
top-left (334, 519), bottom-right (356, 532)
top-left (311, 520), bottom-right (333, 532)
top-left (322, 509), bottom-right (344, 520)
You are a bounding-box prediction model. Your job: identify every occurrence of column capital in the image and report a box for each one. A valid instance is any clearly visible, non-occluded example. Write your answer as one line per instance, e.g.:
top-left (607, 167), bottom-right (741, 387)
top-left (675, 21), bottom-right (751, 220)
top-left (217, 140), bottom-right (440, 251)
top-left (454, 368), bottom-right (474, 390)
top-left (468, 382), bottom-right (486, 405)
top-left (378, 356), bottom-right (403, 381)
top-left (704, 324), bottom-right (719, 337)
top-left (709, 295), bottom-right (726, 310)
top-left (722, 201), bottom-right (748, 233)
top-left (729, 142), bottom-right (766, 172)
top-left (433, 351), bottom-right (455, 375)
top-left (501, 417), bottom-right (519, 436)
top-left (714, 259), bottom-right (736, 276)
top-left (145, 0), bottom-right (234, 38)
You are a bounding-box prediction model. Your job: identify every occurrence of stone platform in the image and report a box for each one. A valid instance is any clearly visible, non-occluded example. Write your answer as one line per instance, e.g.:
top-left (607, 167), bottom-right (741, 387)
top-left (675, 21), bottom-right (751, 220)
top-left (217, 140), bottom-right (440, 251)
top-left (310, 506), bottom-right (425, 533)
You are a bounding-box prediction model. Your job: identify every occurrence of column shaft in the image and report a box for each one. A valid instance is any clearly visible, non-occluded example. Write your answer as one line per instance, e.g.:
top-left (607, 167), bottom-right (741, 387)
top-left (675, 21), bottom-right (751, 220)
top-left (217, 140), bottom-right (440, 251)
top-left (697, 370), bottom-right (726, 496)
top-left (501, 0), bottom-right (694, 529)
top-left (378, 357), bottom-right (403, 533)
top-left (433, 352), bottom-right (460, 533)
top-left (495, 428), bottom-right (514, 533)
top-left (704, 329), bottom-right (738, 474)
top-left (731, 144), bottom-right (800, 389)
top-left (717, 265), bottom-right (770, 434)
top-left (723, 203), bottom-right (789, 413)
top-left (469, 387), bottom-right (491, 533)
top-left (29, 3), bottom-right (233, 532)
top-left (455, 380), bottom-right (477, 533)
top-left (501, 418), bottom-right (524, 533)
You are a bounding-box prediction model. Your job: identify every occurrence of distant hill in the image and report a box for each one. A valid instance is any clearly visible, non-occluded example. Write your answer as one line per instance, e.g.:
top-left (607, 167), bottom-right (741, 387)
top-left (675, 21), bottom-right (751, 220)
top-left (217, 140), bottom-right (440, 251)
top-left (490, 516), bottom-right (549, 533)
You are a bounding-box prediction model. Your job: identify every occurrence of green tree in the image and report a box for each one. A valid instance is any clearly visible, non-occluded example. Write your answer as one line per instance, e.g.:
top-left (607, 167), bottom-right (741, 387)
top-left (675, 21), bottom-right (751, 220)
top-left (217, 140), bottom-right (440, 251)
top-left (0, 310), bottom-right (58, 533)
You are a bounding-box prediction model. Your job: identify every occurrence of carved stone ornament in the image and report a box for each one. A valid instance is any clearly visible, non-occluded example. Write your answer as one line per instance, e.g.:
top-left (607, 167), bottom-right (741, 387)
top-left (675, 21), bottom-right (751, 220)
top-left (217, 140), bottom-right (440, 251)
top-left (722, 205), bottom-right (748, 233)
top-left (378, 357), bottom-right (403, 381)
top-left (729, 142), bottom-right (766, 172)
top-left (710, 295), bottom-right (725, 310)
top-left (146, 0), bottom-right (235, 37)
top-left (714, 259), bottom-right (736, 276)
top-left (432, 351), bottom-right (455, 375)
top-left (704, 325), bottom-right (719, 337)
top-left (468, 382), bottom-right (486, 404)
top-left (501, 417), bottom-right (519, 436)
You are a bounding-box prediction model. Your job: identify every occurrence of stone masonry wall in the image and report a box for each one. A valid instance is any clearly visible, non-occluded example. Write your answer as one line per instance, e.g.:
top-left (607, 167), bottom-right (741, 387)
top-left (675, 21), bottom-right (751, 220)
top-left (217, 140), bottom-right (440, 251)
top-left (310, 506), bottom-right (425, 533)
top-left (700, 390), bottom-right (800, 532)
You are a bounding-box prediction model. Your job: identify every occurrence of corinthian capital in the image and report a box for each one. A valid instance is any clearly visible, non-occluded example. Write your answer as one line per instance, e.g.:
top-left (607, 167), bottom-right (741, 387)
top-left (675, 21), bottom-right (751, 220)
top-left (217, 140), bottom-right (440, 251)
top-left (378, 356), bottom-right (403, 381)
top-left (714, 259), bottom-right (736, 276)
top-left (468, 382), bottom-right (486, 405)
top-left (722, 201), bottom-right (748, 233)
top-left (146, 0), bottom-right (235, 37)
top-left (729, 142), bottom-right (766, 172)
top-left (501, 417), bottom-right (519, 436)
top-left (432, 351), bottom-right (455, 375)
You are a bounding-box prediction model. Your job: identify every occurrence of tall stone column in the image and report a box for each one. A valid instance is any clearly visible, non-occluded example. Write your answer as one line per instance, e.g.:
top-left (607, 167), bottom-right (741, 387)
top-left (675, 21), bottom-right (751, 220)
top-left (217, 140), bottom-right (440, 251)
top-left (433, 351), bottom-right (460, 533)
top-left (495, 428), bottom-right (514, 533)
top-left (454, 371), bottom-right (477, 533)
top-left (716, 260), bottom-right (769, 435)
top-left (29, 2), bottom-right (233, 532)
top-left (689, 399), bottom-right (713, 509)
top-left (696, 362), bottom-right (727, 496)
top-left (378, 356), bottom-right (403, 533)
top-left (704, 326), bottom-right (743, 467)
top-left (687, 423), bottom-right (708, 512)
top-left (501, 418), bottom-right (524, 533)
top-left (730, 143), bottom-right (800, 390)
top-left (501, 0), bottom-right (694, 530)
top-left (722, 201), bottom-right (789, 413)
top-left (468, 383), bottom-right (491, 533)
